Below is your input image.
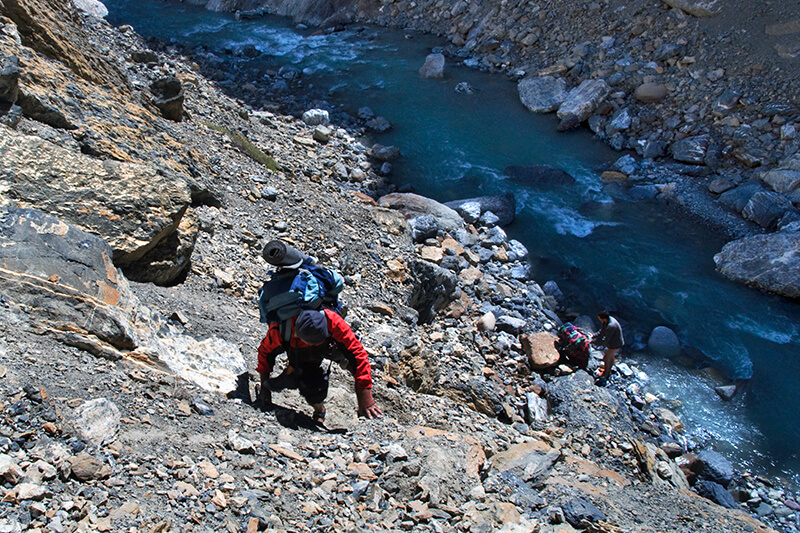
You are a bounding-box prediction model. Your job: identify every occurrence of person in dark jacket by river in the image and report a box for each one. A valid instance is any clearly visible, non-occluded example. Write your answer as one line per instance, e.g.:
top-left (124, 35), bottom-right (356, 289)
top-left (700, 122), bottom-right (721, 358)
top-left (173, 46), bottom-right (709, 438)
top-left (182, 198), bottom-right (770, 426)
top-left (592, 310), bottom-right (624, 386)
top-left (256, 308), bottom-right (382, 424)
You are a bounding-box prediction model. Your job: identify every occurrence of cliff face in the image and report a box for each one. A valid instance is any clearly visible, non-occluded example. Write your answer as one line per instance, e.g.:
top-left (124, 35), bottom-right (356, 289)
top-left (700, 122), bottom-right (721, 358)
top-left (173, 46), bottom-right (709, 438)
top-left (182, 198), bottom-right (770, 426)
top-left (0, 2), bottom-right (790, 532)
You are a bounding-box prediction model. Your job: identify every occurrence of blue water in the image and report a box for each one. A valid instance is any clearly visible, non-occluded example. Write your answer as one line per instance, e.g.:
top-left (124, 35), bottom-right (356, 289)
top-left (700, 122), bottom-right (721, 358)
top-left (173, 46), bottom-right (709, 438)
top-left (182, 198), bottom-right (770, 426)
top-left (104, 0), bottom-right (800, 487)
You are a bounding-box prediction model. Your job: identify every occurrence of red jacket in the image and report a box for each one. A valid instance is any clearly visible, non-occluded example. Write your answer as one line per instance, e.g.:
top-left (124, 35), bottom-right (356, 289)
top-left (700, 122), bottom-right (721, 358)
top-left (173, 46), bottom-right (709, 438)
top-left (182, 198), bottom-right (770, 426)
top-left (257, 309), bottom-right (373, 391)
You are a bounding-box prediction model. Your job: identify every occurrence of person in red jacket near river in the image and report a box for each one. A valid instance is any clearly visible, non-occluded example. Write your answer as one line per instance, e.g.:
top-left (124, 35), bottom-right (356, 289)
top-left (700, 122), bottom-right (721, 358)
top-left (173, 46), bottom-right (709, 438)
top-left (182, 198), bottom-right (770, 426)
top-left (256, 308), bottom-right (382, 424)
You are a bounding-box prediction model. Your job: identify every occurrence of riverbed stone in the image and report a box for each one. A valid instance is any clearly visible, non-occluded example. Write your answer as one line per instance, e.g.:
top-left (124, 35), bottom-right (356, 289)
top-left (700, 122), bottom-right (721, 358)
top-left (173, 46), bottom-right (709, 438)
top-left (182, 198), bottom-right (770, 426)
top-left (379, 193), bottom-right (464, 232)
top-left (742, 191), bottom-right (794, 229)
top-left (445, 194), bottom-right (516, 227)
top-left (518, 76), bottom-right (567, 113)
top-left (647, 326), bottom-right (681, 358)
top-left (419, 53), bottom-right (445, 78)
top-left (671, 134), bottom-right (712, 164)
top-left (634, 83), bottom-right (668, 103)
top-left (714, 231), bottom-right (800, 298)
top-left (557, 79), bottom-right (610, 122)
top-left (697, 449), bottom-right (734, 487)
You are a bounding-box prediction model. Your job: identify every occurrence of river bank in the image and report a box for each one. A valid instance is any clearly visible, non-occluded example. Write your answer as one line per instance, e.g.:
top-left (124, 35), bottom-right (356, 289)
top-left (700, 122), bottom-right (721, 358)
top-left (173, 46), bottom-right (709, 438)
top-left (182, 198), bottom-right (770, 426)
top-left (0, 0), bottom-right (796, 531)
top-left (186, 0), bottom-right (800, 301)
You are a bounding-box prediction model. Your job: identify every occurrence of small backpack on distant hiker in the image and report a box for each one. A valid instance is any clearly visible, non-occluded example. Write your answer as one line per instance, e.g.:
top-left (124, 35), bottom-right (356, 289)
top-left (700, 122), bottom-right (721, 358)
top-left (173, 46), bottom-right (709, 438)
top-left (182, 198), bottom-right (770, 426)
top-left (554, 322), bottom-right (590, 370)
top-left (257, 240), bottom-right (344, 340)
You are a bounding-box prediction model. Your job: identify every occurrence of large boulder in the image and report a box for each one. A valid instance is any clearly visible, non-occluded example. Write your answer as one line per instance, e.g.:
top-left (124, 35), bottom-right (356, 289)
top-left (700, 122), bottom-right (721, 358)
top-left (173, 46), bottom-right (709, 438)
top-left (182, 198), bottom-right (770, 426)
top-left (742, 191), bottom-right (794, 230)
top-left (647, 326), bottom-right (682, 358)
top-left (714, 231), bottom-right (800, 298)
top-left (557, 79), bottom-right (610, 122)
top-left (379, 193), bottom-right (464, 233)
top-left (545, 371), bottom-right (636, 437)
top-left (445, 194), bottom-right (516, 227)
top-left (0, 207), bottom-right (153, 350)
top-left (697, 449), bottom-right (734, 487)
top-left (0, 130), bottom-right (194, 284)
top-left (518, 76), bottom-right (567, 113)
top-left (419, 53), bottom-right (445, 79)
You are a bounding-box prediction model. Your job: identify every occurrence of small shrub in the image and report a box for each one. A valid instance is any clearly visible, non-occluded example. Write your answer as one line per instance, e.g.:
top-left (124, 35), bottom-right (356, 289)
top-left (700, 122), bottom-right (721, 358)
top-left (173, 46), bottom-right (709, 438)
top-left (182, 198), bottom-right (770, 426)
top-left (201, 121), bottom-right (279, 171)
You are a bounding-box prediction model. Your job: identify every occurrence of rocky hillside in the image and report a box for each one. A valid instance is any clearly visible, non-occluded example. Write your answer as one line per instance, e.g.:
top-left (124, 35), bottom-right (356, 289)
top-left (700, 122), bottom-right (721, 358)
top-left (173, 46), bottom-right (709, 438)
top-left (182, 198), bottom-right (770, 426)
top-left (192, 0), bottom-right (800, 300)
top-left (0, 1), bottom-right (794, 532)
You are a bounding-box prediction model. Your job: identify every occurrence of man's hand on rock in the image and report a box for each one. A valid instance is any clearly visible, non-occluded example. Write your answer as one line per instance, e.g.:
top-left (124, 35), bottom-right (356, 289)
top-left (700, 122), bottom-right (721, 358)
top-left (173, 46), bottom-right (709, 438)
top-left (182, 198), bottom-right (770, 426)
top-left (356, 387), bottom-right (382, 419)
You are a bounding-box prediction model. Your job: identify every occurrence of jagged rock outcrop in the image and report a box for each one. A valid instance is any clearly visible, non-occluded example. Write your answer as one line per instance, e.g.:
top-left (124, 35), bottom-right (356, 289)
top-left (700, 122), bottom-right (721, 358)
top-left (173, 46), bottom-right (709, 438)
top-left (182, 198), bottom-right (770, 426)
top-left (714, 230), bottom-right (800, 299)
top-left (0, 0), bottom-right (126, 89)
top-left (0, 206), bottom-right (156, 351)
top-left (0, 130), bottom-right (194, 283)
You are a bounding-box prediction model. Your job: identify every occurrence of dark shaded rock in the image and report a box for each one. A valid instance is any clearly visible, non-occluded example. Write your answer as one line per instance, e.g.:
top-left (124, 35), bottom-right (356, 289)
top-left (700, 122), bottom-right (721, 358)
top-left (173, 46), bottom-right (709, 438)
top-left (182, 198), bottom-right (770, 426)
top-left (15, 91), bottom-right (76, 129)
top-left (408, 260), bottom-right (458, 324)
top-left (563, 497), bottom-right (606, 526)
top-left (546, 371), bottom-right (636, 436)
top-left (445, 194), bottom-right (516, 227)
top-left (718, 180), bottom-right (765, 214)
top-left (505, 165), bottom-right (575, 186)
top-left (695, 480), bottom-right (738, 509)
top-left (647, 326), bottom-right (681, 358)
top-left (150, 77), bottom-right (185, 122)
top-left (483, 470), bottom-right (545, 510)
top-left (712, 89), bottom-right (740, 114)
top-left (0, 54), bottom-right (20, 104)
top-left (518, 75), bottom-right (567, 113)
top-left (671, 134), bottom-right (711, 164)
top-left (370, 144), bottom-right (401, 162)
top-left (714, 231), bottom-right (800, 299)
top-left (761, 102), bottom-right (797, 117)
top-left (408, 215), bottom-right (439, 243)
top-left (742, 191), bottom-right (794, 230)
top-left (557, 113), bottom-right (583, 131)
top-left (130, 50), bottom-right (158, 64)
top-left (697, 449), bottom-right (734, 487)
top-left (0, 207), bottom-right (150, 350)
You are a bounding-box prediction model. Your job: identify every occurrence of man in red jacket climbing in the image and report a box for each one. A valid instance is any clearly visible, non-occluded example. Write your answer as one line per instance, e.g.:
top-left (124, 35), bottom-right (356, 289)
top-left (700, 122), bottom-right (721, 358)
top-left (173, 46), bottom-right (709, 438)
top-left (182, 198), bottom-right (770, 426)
top-left (256, 308), bottom-right (382, 424)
